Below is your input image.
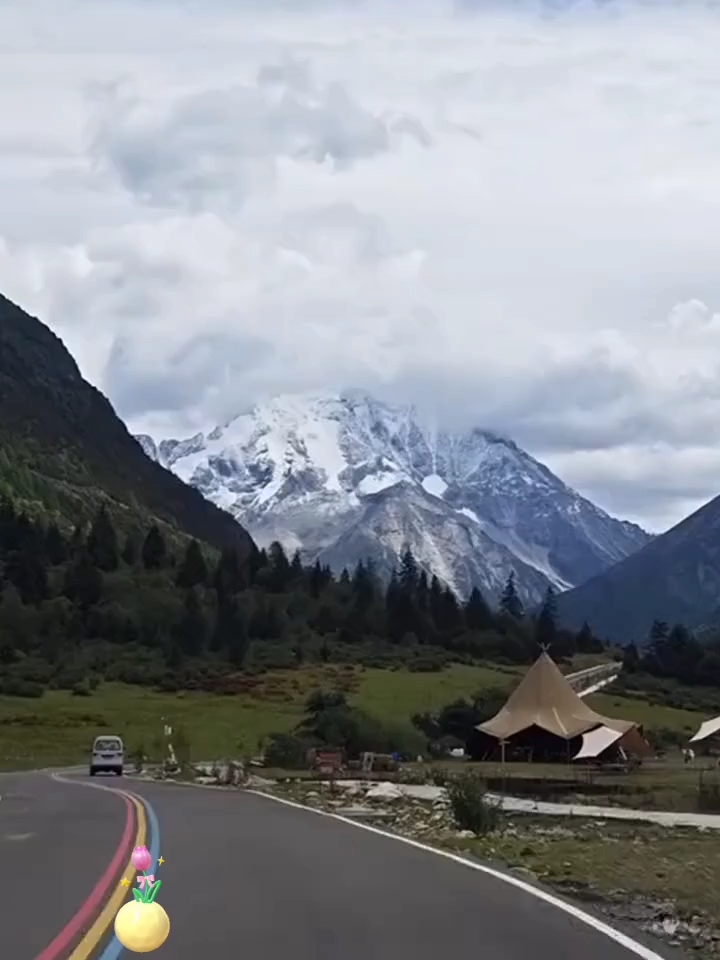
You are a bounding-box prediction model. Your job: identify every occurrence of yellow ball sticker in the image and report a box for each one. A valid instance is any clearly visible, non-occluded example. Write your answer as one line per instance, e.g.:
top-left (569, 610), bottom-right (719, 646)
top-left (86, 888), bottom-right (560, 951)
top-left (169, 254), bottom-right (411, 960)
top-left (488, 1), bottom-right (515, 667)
top-left (114, 900), bottom-right (170, 953)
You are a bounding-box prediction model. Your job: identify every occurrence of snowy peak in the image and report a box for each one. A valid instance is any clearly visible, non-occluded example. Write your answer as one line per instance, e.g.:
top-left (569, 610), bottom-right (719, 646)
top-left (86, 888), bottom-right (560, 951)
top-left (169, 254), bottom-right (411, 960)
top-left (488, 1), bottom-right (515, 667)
top-left (137, 390), bottom-right (650, 602)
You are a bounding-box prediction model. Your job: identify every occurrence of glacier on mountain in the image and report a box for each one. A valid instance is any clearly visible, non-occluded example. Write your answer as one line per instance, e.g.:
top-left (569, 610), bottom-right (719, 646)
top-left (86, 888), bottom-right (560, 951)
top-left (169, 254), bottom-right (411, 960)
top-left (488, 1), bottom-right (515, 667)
top-left (135, 391), bottom-right (650, 605)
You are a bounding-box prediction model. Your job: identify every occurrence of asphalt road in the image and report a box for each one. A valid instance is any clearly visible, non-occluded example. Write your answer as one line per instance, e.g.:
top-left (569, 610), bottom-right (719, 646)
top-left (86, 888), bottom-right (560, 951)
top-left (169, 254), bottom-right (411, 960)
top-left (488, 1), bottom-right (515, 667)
top-left (6, 771), bottom-right (681, 960)
top-left (0, 771), bottom-right (128, 958)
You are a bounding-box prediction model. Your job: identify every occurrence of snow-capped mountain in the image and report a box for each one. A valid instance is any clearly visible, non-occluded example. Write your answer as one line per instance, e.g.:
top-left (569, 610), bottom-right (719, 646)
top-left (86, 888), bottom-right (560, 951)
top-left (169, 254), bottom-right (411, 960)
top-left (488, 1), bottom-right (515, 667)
top-left (136, 391), bottom-right (650, 605)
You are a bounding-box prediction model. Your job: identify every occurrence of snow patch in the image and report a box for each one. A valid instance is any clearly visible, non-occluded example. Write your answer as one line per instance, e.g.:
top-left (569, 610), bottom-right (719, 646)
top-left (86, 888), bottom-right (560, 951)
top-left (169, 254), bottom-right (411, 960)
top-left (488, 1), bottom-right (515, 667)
top-left (421, 474), bottom-right (448, 498)
top-left (357, 471), bottom-right (404, 496)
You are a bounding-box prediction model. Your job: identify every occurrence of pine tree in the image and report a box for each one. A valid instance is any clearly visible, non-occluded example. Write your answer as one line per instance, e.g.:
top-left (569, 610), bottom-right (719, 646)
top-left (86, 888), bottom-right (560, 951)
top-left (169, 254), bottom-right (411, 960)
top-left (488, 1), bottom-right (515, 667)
top-left (499, 571), bottom-right (524, 619)
top-left (622, 641), bottom-right (640, 673)
top-left (175, 540), bottom-right (208, 589)
top-left (246, 544), bottom-right (268, 586)
top-left (212, 598), bottom-right (250, 667)
top-left (416, 570), bottom-right (429, 611)
top-left (436, 586), bottom-right (462, 634)
top-left (62, 551), bottom-right (103, 609)
top-left (534, 586), bottom-right (557, 649)
top-left (351, 560), bottom-right (376, 610)
top-left (575, 621), bottom-right (602, 653)
top-left (384, 571), bottom-right (405, 642)
top-left (44, 523), bottom-right (68, 565)
top-left (4, 545), bottom-right (49, 605)
top-left (429, 575), bottom-right (444, 625)
top-left (173, 588), bottom-right (207, 657)
top-left (399, 548), bottom-right (419, 593)
top-left (385, 571), bottom-right (418, 642)
top-left (86, 505), bottom-right (119, 572)
top-left (213, 546), bottom-right (246, 603)
top-left (141, 524), bottom-right (167, 570)
top-left (309, 560), bottom-right (325, 599)
top-left (267, 541), bottom-right (291, 592)
top-left (464, 586), bottom-right (494, 631)
top-left (290, 549), bottom-right (304, 580)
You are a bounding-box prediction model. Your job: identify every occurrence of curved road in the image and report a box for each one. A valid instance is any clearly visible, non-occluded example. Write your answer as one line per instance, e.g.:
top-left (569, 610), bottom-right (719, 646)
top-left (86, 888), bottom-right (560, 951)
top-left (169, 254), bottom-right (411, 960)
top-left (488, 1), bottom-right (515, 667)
top-left (1, 770), bottom-right (680, 960)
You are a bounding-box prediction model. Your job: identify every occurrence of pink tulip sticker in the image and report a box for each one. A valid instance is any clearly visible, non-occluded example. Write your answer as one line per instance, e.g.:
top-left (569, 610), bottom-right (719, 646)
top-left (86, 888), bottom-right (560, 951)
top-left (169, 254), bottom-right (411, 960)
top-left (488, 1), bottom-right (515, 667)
top-left (131, 846), bottom-right (153, 872)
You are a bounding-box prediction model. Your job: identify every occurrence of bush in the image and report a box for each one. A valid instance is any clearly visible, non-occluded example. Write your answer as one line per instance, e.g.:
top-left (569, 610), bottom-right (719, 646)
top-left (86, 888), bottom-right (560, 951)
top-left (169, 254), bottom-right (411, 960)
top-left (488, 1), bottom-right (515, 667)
top-left (407, 658), bottom-right (444, 673)
top-left (264, 733), bottom-right (308, 769)
top-left (429, 766), bottom-right (450, 786)
top-left (0, 678), bottom-right (44, 698)
top-left (645, 726), bottom-right (689, 751)
top-left (71, 677), bottom-right (93, 696)
top-left (447, 773), bottom-right (502, 836)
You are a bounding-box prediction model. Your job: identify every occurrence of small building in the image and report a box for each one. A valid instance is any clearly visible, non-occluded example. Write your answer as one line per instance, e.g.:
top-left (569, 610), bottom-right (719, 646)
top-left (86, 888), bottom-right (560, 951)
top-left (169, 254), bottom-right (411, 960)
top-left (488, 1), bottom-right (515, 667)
top-left (475, 652), bottom-right (650, 763)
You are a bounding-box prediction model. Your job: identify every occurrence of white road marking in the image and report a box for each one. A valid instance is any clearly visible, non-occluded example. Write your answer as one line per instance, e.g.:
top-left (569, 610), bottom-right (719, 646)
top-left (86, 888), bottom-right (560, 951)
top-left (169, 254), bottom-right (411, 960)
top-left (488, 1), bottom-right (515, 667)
top-left (246, 788), bottom-right (667, 960)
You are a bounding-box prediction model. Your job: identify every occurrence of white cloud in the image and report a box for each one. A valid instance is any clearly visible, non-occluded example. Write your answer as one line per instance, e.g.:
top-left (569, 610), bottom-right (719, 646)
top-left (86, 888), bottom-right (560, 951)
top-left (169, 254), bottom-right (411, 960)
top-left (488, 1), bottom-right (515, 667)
top-left (2, 0), bottom-right (720, 531)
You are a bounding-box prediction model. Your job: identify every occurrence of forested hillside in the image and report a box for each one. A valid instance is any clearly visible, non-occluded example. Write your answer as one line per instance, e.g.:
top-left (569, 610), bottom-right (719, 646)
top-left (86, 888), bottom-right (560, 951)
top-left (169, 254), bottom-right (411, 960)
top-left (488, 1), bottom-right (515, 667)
top-left (0, 499), bottom-right (604, 697)
top-left (0, 292), bottom-right (253, 554)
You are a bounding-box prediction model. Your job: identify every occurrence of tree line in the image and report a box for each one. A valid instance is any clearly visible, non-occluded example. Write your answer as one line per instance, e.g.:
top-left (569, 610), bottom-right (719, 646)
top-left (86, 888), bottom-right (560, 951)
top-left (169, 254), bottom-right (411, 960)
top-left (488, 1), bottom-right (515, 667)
top-left (0, 499), bottom-right (605, 697)
top-left (622, 619), bottom-right (720, 689)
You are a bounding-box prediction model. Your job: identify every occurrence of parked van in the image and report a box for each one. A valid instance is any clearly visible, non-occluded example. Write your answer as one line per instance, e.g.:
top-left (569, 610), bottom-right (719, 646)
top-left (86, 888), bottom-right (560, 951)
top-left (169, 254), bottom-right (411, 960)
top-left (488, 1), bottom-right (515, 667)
top-left (90, 735), bottom-right (124, 776)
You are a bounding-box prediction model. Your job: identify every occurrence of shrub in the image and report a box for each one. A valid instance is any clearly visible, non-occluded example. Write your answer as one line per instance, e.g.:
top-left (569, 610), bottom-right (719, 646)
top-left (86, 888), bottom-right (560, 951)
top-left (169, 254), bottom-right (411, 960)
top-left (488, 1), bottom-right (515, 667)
top-left (407, 657), bottom-right (444, 673)
top-left (264, 732), bottom-right (308, 769)
top-left (429, 766), bottom-right (450, 787)
top-left (71, 678), bottom-right (93, 696)
top-left (0, 679), bottom-right (44, 698)
top-left (447, 773), bottom-right (502, 836)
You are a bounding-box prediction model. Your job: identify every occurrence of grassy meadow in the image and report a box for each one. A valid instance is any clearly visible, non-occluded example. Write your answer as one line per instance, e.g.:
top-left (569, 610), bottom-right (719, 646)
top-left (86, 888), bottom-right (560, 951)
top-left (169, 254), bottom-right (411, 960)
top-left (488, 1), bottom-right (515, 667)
top-left (0, 659), bottom-right (710, 773)
top-left (0, 663), bottom-right (518, 769)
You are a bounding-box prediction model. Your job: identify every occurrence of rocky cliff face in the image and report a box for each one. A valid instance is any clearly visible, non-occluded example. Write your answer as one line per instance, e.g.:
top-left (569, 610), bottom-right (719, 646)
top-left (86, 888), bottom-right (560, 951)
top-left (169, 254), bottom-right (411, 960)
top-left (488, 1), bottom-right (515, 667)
top-left (137, 390), bottom-right (649, 603)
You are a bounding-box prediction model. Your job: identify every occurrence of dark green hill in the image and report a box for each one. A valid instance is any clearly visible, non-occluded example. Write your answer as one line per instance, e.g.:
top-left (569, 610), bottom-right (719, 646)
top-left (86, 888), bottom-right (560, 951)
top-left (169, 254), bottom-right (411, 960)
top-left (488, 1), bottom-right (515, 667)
top-left (0, 293), bottom-right (253, 554)
top-left (555, 491), bottom-right (720, 642)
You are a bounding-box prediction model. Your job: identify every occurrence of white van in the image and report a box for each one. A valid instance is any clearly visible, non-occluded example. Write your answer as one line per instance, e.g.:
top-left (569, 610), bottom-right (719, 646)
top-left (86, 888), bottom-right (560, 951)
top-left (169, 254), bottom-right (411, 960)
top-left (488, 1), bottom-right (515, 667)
top-left (90, 735), bottom-right (124, 776)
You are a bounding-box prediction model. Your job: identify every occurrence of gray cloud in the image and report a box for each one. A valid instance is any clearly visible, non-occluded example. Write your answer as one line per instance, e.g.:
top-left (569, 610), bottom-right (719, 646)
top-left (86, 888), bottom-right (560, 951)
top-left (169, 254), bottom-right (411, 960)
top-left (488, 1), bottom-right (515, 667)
top-left (105, 331), bottom-right (274, 417)
top-left (2, 0), bottom-right (720, 531)
top-left (87, 59), bottom-right (427, 214)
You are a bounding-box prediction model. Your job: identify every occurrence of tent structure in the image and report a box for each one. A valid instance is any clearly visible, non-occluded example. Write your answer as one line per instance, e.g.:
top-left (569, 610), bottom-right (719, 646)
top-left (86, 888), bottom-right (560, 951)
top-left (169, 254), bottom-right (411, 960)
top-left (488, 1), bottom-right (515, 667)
top-left (690, 717), bottom-right (720, 744)
top-left (573, 725), bottom-right (625, 760)
top-left (476, 653), bottom-right (644, 756)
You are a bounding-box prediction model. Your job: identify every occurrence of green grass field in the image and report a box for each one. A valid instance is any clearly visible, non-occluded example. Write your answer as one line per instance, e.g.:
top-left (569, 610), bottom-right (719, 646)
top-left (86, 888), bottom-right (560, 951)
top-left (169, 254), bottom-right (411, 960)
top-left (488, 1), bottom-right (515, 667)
top-left (0, 660), bottom-right (709, 772)
top-left (0, 663), bottom-right (518, 769)
top-left (586, 691), bottom-right (703, 735)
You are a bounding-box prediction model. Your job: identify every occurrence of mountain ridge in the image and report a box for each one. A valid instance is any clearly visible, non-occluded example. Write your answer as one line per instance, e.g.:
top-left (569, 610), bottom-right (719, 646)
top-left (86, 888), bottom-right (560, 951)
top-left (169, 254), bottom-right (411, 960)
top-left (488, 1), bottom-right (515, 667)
top-left (136, 390), bottom-right (650, 602)
top-left (0, 292), bottom-right (254, 555)
top-left (555, 489), bottom-right (720, 642)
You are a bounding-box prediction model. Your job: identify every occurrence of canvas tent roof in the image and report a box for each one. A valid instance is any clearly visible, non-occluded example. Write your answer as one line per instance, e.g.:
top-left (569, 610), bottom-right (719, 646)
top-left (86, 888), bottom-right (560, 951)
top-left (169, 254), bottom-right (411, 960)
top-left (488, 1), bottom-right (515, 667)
top-left (689, 717), bottom-right (720, 743)
top-left (573, 725), bottom-right (624, 760)
top-left (476, 652), bottom-right (637, 741)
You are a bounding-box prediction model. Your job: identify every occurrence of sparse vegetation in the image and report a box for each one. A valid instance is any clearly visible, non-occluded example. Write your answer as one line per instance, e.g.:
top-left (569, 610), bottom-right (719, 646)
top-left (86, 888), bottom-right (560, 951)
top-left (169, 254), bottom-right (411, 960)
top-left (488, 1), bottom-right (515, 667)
top-left (447, 772), bottom-right (502, 835)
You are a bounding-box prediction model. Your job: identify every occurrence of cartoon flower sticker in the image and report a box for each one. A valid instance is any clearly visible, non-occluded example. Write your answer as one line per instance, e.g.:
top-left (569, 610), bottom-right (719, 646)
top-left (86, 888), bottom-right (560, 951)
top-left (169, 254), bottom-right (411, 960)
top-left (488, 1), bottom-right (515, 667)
top-left (114, 847), bottom-right (170, 953)
top-left (131, 845), bottom-right (153, 872)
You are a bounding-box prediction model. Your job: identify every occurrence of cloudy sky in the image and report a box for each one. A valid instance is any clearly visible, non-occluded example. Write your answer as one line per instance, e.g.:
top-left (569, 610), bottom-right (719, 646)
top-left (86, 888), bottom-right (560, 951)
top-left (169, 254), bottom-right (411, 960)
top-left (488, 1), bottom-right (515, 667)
top-left (2, 0), bottom-right (720, 533)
